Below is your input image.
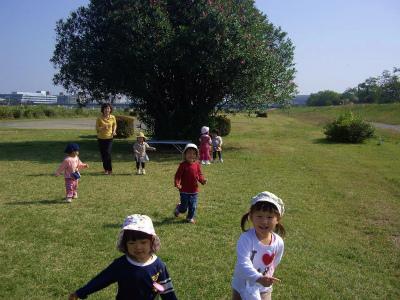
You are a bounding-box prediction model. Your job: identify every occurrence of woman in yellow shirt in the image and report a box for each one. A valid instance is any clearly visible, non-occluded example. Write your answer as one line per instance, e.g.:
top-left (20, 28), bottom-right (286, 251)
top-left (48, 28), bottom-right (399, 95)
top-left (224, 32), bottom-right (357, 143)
top-left (96, 103), bottom-right (117, 175)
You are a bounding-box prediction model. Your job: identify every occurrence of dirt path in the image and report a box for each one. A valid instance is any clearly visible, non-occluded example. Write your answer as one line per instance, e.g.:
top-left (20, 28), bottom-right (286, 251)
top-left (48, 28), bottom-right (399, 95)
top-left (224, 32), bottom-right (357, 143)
top-left (0, 118), bottom-right (96, 130)
top-left (371, 122), bottom-right (400, 132)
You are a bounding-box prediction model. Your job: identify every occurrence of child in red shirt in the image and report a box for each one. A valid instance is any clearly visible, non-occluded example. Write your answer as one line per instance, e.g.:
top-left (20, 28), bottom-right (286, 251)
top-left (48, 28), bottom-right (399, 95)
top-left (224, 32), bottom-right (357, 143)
top-left (174, 143), bottom-right (207, 224)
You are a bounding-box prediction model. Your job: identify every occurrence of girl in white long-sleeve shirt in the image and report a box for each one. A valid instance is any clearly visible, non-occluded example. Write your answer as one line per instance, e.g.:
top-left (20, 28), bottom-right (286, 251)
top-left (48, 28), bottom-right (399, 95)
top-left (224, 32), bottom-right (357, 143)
top-left (231, 191), bottom-right (286, 300)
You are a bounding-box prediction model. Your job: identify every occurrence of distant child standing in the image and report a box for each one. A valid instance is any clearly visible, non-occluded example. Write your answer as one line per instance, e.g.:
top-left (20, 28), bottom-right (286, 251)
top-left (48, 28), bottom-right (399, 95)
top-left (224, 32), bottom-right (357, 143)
top-left (55, 143), bottom-right (89, 203)
top-left (68, 214), bottom-right (178, 300)
top-left (174, 143), bottom-right (207, 224)
top-left (232, 191), bottom-right (285, 300)
top-left (211, 129), bottom-right (223, 163)
top-left (199, 126), bottom-right (211, 165)
top-left (133, 132), bottom-right (156, 175)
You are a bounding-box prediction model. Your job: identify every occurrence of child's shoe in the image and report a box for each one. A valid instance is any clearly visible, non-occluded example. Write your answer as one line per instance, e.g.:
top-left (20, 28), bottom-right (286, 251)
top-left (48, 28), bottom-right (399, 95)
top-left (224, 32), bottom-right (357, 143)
top-left (65, 198), bottom-right (72, 203)
top-left (220, 159), bottom-right (223, 163)
top-left (201, 160), bottom-right (205, 165)
top-left (72, 193), bottom-right (78, 199)
top-left (187, 218), bottom-right (196, 224)
top-left (205, 160), bottom-right (211, 165)
top-left (136, 169), bottom-right (141, 175)
top-left (142, 169), bottom-right (146, 175)
top-left (174, 204), bottom-right (180, 217)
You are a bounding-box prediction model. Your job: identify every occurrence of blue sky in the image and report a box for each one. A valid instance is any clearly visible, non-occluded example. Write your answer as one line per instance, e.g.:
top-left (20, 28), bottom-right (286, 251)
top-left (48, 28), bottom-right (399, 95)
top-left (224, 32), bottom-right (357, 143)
top-left (0, 0), bottom-right (399, 95)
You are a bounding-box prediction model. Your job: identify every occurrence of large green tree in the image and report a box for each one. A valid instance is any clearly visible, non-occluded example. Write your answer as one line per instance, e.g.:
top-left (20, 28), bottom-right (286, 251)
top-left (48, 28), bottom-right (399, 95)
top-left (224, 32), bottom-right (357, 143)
top-left (51, 0), bottom-right (296, 139)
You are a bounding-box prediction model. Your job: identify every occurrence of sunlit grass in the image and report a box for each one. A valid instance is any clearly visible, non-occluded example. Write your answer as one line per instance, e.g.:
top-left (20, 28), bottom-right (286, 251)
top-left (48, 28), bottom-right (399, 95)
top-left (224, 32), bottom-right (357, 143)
top-left (0, 112), bottom-right (399, 299)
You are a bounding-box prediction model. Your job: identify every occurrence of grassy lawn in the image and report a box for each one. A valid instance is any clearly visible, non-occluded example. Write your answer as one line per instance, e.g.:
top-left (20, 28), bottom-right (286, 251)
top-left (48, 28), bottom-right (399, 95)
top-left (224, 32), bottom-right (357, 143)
top-left (0, 111), bottom-right (399, 299)
top-left (278, 102), bottom-right (400, 125)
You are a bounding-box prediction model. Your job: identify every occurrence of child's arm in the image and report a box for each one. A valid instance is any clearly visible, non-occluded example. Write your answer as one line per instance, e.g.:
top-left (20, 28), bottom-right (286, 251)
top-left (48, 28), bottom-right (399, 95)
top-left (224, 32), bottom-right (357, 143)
top-left (197, 164), bottom-right (207, 185)
top-left (77, 159), bottom-right (89, 170)
top-left (235, 234), bottom-right (264, 284)
top-left (55, 160), bottom-right (67, 176)
top-left (145, 143), bottom-right (156, 151)
top-left (174, 164), bottom-right (184, 190)
top-left (158, 264), bottom-right (178, 300)
top-left (73, 260), bottom-right (118, 299)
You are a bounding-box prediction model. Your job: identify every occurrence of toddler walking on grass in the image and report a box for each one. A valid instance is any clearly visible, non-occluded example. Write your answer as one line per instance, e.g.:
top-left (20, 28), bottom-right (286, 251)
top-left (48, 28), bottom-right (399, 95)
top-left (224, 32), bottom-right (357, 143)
top-left (55, 143), bottom-right (88, 203)
top-left (174, 143), bottom-right (207, 224)
top-left (133, 132), bottom-right (156, 175)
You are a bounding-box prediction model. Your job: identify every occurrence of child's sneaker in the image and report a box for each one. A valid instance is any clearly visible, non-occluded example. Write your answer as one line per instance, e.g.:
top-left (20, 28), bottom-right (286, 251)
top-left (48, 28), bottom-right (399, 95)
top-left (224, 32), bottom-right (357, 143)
top-left (220, 159), bottom-right (223, 163)
top-left (205, 160), bottom-right (211, 165)
top-left (136, 169), bottom-right (141, 175)
top-left (174, 204), bottom-right (180, 217)
top-left (65, 198), bottom-right (72, 203)
top-left (142, 169), bottom-right (146, 175)
top-left (187, 218), bottom-right (196, 224)
top-left (72, 193), bottom-right (78, 199)
top-left (201, 160), bottom-right (205, 165)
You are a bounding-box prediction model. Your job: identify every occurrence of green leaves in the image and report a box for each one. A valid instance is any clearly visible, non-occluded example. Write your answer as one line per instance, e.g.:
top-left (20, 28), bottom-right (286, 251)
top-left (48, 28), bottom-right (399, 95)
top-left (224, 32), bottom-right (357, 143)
top-left (51, 0), bottom-right (297, 139)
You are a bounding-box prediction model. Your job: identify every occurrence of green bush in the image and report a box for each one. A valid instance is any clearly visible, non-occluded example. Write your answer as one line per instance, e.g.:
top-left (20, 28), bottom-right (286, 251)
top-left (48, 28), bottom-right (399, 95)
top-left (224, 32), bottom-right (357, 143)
top-left (324, 111), bottom-right (375, 143)
top-left (209, 115), bottom-right (231, 136)
top-left (115, 115), bottom-right (135, 138)
top-left (0, 107), bottom-right (14, 119)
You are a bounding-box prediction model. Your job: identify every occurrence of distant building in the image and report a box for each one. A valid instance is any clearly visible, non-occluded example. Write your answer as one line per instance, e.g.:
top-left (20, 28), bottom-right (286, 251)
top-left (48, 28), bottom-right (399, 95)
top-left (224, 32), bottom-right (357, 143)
top-left (57, 93), bottom-right (78, 105)
top-left (0, 91), bottom-right (57, 104)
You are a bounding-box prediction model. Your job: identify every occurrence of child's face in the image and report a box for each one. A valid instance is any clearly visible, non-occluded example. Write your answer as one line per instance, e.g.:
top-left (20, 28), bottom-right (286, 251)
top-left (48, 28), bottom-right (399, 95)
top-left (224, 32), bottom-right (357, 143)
top-left (137, 137), bottom-right (144, 143)
top-left (211, 132), bottom-right (217, 138)
top-left (126, 238), bottom-right (152, 263)
top-left (250, 210), bottom-right (279, 240)
top-left (69, 151), bottom-right (79, 157)
top-left (185, 148), bottom-right (197, 163)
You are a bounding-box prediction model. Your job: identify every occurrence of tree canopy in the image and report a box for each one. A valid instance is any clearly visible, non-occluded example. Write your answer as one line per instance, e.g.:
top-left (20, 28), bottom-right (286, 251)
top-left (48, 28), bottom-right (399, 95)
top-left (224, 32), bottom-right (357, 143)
top-left (51, 0), bottom-right (297, 139)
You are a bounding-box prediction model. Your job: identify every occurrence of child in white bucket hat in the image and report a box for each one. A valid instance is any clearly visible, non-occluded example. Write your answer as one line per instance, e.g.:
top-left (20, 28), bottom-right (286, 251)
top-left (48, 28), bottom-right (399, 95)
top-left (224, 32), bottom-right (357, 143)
top-left (199, 126), bottom-right (211, 165)
top-left (231, 191), bottom-right (286, 300)
top-left (69, 214), bottom-right (178, 300)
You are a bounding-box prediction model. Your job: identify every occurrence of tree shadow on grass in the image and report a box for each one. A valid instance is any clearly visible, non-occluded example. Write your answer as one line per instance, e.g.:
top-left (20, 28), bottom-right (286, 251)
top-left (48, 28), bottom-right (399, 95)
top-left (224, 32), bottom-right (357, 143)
top-left (312, 138), bottom-right (338, 144)
top-left (0, 139), bottom-right (181, 163)
top-left (5, 199), bottom-right (66, 205)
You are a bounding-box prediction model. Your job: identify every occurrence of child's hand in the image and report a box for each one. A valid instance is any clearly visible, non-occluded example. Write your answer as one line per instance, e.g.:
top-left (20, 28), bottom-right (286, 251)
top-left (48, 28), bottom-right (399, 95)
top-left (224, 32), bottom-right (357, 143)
top-left (84, 164), bottom-right (89, 169)
top-left (202, 179), bottom-right (207, 185)
top-left (68, 292), bottom-right (79, 300)
top-left (256, 276), bottom-right (281, 287)
top-left (176, 184), bottom-right (182, 190)
top-left (55, 173), bottom-right (59, 177)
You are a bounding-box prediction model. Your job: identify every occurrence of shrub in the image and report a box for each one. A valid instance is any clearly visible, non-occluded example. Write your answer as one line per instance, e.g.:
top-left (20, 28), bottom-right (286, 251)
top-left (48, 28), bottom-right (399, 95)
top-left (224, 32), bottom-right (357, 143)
top-left (115, 115), bottom-right (135, 138)
top-left (256, 111), bottom-right (268, 118)
top-left (209, 115), bottom-right (231, 136)
top-left (0, 107), bottom-right (14, 119)
top-left (324, 111), bottom-right (375, 143)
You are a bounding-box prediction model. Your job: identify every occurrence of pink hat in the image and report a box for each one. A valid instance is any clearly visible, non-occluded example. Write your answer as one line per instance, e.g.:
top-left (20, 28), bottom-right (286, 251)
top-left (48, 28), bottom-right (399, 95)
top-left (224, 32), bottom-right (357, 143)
top-left (201, 126), bottom-right (209, 134)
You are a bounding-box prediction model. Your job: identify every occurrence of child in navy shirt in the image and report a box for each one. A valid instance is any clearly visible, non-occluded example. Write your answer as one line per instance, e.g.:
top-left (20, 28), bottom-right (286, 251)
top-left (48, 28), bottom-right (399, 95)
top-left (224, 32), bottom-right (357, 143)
top-left (68, 214), bottom-right (178, 300)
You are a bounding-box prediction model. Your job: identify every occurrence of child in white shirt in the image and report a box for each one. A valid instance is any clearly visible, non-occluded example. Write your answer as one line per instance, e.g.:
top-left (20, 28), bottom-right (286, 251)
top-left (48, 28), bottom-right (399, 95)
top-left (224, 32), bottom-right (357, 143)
top-left (231, 191), bottom-right (286, 300)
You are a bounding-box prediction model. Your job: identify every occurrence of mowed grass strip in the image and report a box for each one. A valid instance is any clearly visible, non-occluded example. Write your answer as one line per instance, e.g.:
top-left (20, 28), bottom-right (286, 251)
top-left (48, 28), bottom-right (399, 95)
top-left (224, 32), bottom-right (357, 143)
top-left (0, 111), bottom-right (399, 299)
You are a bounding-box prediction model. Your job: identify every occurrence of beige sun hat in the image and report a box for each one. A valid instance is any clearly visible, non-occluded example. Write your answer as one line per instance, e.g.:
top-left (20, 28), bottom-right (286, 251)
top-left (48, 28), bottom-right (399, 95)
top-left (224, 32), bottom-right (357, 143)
top-left (251, 191), bottom-right (285, 216)
top-left (136, 132), bottom-right (146, 140)
top-left (116, 214), bottom-right (160, 252)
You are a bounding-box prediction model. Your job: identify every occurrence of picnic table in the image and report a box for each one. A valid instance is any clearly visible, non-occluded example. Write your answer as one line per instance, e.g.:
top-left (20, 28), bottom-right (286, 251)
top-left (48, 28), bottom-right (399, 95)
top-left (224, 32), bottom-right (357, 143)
top-left (147, 140), bottom-right (192, 153)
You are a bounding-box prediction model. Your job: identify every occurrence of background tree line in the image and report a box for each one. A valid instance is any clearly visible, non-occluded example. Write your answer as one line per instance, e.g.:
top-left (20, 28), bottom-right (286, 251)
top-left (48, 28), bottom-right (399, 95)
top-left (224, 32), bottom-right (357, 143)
top-left (307, 67), bottom-right (400, 106)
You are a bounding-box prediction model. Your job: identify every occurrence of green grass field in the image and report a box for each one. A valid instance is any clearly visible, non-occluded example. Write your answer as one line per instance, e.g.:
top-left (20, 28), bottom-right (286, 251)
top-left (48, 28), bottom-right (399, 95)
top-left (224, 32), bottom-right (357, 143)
top-left (0, 108), bottom-right (399, 299)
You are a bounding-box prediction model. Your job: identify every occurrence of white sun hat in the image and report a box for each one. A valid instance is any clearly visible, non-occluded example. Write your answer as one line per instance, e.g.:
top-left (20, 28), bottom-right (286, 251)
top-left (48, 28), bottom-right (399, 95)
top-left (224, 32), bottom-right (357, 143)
top-left (116, 214), bottom-right (160, 252)
top-left (201, 126), bottom-right (209, 134)
top-left (250, 191), bottom-right (285, 216)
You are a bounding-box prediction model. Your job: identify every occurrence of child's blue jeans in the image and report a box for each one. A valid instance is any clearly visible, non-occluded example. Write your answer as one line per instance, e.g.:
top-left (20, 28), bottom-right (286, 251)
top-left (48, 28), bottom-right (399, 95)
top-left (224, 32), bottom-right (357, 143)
top-left (178, 192), bottom-right (198, 220)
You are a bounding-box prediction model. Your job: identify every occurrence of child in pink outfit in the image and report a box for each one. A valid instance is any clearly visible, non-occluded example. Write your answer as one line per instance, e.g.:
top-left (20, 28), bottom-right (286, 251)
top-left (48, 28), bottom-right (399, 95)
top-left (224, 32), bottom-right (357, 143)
top-left (55, 143), bottom-right (89, 203)
top-left (199, 126), bottom-right (211, 165)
